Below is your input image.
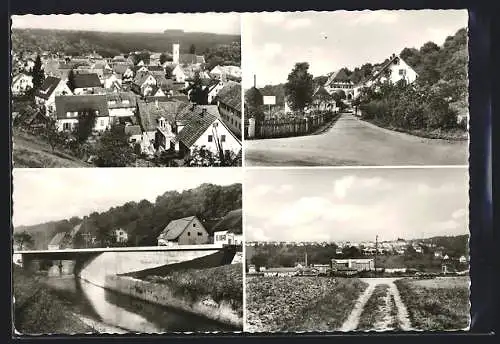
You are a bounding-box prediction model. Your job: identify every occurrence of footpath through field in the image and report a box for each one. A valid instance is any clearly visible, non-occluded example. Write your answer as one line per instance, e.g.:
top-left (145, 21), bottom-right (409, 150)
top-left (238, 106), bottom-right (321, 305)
top-left (340, 278), bottom-right (412, 332)
top-left (245, 113), bottom-right (468, 166)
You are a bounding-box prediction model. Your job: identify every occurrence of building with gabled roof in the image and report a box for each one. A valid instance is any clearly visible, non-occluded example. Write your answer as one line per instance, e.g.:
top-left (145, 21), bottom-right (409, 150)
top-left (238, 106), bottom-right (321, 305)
top-left (157, 216), bottom-right (210, 246)
top-left (212, 209), bottom-right (243, 246)
top-left (35, 76), bottom-right (73, 113)
top-left (55, 94), bottom-right (110, 132)
top-left (72, 73), bottom-right (103, 95)
top-left (215, 80), bottom-right (242, 137)
top-left (11, 73), bottom-right (33, 96)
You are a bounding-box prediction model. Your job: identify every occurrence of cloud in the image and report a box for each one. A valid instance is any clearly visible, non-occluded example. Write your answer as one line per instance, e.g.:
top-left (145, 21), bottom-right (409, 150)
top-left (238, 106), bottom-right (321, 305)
top-left (259, 12), bottom-right (287, 25)
top-left (277, 184), bottom-right (293, 194)
top-left (254, 184), bottom-right (272, 196)
top-left (260, 42), bottom-right (283, 60)
top-left (333, 176), bottom-right (356, 199)
top-left (333, 175), bottom-right (391, 199)
top-left (284, 18), bottom-right (312, 30)
top-left (416, 182), bottom-right (457, 196)
top-left (247, 225), bottom-right (271, 242)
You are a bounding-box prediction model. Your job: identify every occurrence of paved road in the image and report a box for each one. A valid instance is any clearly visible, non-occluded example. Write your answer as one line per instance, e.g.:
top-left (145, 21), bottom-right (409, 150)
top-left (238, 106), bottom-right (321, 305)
top-left (245, 114), bottom-right (468, 166)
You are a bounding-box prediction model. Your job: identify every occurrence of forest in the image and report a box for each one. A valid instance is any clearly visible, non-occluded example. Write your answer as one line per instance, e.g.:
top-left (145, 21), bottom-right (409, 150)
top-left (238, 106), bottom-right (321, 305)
top-left (14, 183), bottom-right (242, 249)
top-left (11, 29), bottom-right (241, 66)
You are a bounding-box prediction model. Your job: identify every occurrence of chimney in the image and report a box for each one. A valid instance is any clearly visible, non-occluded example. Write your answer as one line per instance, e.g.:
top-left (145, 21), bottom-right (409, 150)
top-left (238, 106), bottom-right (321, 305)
top-left (253, 74), bottom-right (256, 88)
top-left (200, 108), bottom-right (207, 117)
top-left (155, 99), bottom-right (159, 109)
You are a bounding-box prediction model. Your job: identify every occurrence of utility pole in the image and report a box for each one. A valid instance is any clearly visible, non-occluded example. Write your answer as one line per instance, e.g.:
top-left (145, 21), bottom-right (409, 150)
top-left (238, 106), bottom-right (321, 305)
top-left (374, 234), bottom-right (378, 273)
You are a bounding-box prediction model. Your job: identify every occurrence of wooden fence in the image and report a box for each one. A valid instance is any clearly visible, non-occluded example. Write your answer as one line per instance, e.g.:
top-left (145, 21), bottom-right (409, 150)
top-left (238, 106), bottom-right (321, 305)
top-left (247, 112), bottom-right (334, 139)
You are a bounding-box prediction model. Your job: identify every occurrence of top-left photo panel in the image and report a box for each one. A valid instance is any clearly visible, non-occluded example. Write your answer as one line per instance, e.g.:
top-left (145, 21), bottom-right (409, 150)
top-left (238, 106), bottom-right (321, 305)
top-left (10, 13), bottom-right (242, 168)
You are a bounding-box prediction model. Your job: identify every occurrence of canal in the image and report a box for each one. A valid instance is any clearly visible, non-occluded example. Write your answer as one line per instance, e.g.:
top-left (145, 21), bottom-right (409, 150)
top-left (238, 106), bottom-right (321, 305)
top-left (42, 276), bottom-right (239, 333)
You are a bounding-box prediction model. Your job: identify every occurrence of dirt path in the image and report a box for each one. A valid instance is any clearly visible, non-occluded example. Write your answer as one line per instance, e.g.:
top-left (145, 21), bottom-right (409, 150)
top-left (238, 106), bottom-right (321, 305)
top-left (340, 278), bottom-right (412, 332)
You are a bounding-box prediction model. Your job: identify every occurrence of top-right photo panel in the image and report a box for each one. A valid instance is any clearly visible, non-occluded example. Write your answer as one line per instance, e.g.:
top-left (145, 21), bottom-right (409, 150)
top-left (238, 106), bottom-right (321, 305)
top-left (242, 10), bottom-right (469, 167)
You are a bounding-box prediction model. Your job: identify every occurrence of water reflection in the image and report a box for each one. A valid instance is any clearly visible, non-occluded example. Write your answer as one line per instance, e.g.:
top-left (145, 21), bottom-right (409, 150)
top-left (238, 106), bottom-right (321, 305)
top-left (43, 277), bottom-right (239, 332)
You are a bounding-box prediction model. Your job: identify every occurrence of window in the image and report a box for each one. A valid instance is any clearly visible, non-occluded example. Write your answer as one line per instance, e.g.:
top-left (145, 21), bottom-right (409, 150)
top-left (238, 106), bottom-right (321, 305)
top-left (100, 119), bottom-right (105, 127)
top-left (399, 69), bottom-right (406, 76)
top-left (208, 135), bottom-right (213, 142)
top-left (63, 122), bottom-right (71, 131)
top-left (197, 232), bottom-right (202, 236)
top-left (192, 223), bottom-right (196, 227)
top-left (187, 232), bottom-right (191, 236)
top-left (108, 100), bottom-right (116, 106)
top-left (221, 135), bottom-right (226, 142)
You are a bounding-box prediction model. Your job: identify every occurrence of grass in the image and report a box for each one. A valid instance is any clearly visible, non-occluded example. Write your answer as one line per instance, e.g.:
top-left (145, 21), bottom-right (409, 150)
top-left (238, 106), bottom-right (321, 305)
top-left (395, 277), bottom-right (470, 330)
top-left (357, 284), bottom-right (389, 330)
top-left (12, 129), bottom-right (90, 168)
top-left (246, 276), bottom-right (368, 332)
top-left (144, 264), bottom-right (243, 318)
top-left (12, 265), bottom-right (95, 335)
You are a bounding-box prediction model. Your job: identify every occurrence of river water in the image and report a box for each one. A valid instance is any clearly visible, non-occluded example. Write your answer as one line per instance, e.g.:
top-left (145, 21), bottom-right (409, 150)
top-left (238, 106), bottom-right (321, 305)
top-left (42, 276), bottom-right (239, 333)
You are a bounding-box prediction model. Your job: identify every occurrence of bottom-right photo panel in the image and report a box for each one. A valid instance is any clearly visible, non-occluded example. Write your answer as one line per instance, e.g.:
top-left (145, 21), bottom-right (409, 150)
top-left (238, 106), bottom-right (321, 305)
top-left (244, 167), bottom-right (470, 332)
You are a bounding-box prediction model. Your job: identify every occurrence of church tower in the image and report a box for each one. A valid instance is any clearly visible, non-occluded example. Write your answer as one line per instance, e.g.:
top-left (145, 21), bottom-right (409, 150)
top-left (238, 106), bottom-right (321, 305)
top-left (172, 43), bottom-right (180, 65)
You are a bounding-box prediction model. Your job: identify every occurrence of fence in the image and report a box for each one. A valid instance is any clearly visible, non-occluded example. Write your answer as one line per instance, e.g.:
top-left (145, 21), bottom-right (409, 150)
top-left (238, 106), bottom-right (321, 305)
top-left (247, 111), bottom-right (334, 139)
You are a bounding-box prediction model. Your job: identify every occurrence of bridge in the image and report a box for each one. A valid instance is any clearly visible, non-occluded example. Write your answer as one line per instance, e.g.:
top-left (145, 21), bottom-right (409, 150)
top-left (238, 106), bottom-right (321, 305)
top-left (15, 244), bottom-right (239, 287)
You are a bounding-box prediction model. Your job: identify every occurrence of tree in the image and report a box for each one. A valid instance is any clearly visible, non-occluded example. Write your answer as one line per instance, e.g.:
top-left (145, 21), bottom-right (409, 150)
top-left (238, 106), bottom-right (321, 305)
top-left (244, 87), bottom-right (264, 119)
top-left (14, 232), bottom-right (33, 250)
top-left (284, 62), bottom-right (314, 113)
top-left (159, 53), bottom-right (170, 65)
top-left (31, 54), bottom-right (45, 91)
top-left (75, 109), bottom-right (97, 143)
top-left (189, 72), bottom-right (208, 105)
top-left (250, 253), bottom-right (268, 269)
top-left (189, 44), bottom-right (196, 54)
top-left (67, 69), bottom-right (76, 91)
top-left (94, 125), bottom-right (135, 167)
top-left (42, 117), bottom-right (64, 152)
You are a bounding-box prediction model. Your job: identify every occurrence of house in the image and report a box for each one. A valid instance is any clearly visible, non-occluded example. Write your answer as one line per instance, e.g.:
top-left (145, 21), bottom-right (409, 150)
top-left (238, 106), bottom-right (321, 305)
top-left (114, 228), bottom-right (129, 243)
top-left (331, 258), bottom-right (375, 272)
top-left (263, 267), bottom-right (299, 277)
top-left (35, 76), bottom-right (73, 113)
top-left (434, 250), bottom-right (444, 258)
top-left (311, 264), bottom-right (330, 274)
top-left (175, 105), bottom-right (242, 158)
top-left (210, 65), bottom-right (242, 80)
top-left (12, 106), bottom-right (47, 129)
top-left (11, 73), bottom-right (33, 96)
top-left (385, 268), bottom-right (407, 274)
top-left (312, 85), bottom-right (338, 113)
top-left (48, 232), bottom-right (67, 251)
top-left (248, 265), bottom-right (256, 273)
top-left (299, 267), bottom-right (320, 276)
top-left (165, 64), bottom-right (186, 83)
top-left (206, 79), bottom-right (225, 104)
top-left (212, 209), bottom-right (242, 246)
top-left (132, 71), bottom-right (157, 96)
top-left (103, 73), bottom-right (123, 90)
top-left (367, 54), bottom-right (418, 87)
top-left (106, 92), bottom-right (137, 118)
top-left (54, 94), bottom-right (110, 132)
top-left (72, 73), bottom-right (103, 95)
top-left (157, 216), bottom-right (210, 246)
top-left (459, 255), bottom-right (467, 264)
top-left (215, 81), bottom-right (242, 138)
top-left (324, 69), bottom-right (355, 101)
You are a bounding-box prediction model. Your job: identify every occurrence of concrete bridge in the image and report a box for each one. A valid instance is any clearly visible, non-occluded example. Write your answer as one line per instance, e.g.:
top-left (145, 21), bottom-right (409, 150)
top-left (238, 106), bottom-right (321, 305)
top-left (15, 244), bottom-right (239, 287)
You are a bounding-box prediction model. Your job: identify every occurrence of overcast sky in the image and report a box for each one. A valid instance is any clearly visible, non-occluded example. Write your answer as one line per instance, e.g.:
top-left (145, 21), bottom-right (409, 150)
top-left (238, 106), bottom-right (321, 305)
top-left (242, 10), bottom-right (468, 88)
top-left (12, 168), bottom-right (242, 227)
top-left (245, 168), bottom-right (469, 243)
top-left (11, 13), bottom-right (241, 35)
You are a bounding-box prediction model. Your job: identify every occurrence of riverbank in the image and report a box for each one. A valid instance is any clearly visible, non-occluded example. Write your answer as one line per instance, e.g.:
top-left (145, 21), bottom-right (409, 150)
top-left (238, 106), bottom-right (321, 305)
top-left (103, 264), bottom-right (243, 329)
top-left (13, 265), bottom-right (95, 335)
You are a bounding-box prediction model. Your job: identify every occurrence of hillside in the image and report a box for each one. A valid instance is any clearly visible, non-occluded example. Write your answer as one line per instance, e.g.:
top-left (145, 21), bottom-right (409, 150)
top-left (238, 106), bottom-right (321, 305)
top-left (14, 183), bottom-right (242, 249)
top-left (11, 28), bottom-right (241, 67)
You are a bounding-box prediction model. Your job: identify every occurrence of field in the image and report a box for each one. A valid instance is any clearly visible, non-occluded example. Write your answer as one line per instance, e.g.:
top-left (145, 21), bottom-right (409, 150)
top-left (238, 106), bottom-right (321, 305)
top-left (13, 265), bottom-right (94, 334)
top-left (245, 276), bottom-right (367, 332)
top-left (395, 277), bottom-right (470, 330)
top-left (144, 263), bottom-right (243, 318)
top-left (12, 129), bottom-right (90, 168)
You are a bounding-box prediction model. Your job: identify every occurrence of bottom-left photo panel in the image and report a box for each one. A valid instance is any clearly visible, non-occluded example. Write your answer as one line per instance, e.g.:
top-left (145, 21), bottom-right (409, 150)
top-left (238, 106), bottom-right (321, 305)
top-left (11, 168), bottom-right (243, 335)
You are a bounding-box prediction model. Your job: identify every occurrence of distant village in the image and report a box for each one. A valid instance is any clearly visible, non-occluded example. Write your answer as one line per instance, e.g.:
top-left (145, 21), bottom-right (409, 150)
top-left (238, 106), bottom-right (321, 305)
top-left (11, 42), bottom-right (242, 166)
top-left (246, 237), bottom-right (469, 277)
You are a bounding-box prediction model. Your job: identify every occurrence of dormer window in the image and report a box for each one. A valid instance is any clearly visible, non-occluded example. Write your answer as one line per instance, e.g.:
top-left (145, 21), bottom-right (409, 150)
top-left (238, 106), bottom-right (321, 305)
top-left (108, 100), bottom-right (116, 105)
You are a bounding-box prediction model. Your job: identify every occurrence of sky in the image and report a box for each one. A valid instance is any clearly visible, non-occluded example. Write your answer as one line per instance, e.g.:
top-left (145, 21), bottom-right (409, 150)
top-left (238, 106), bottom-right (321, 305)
top-left (11, 13), bottom-right (241, 35)
top-left (242, 10), bottom-right (468, 88)
top-left (12, 168), bottom-right (242, 227)
top-left (245, 168), bottom-right (469, 243)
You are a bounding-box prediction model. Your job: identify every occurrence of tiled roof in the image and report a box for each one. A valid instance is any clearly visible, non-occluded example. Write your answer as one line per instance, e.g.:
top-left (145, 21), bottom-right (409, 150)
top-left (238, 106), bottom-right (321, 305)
top-left (211, 209), bottom-right (242, 234)
top-left (137, 99), bottom-right (189, 132)
top-left (216, 81), bottom-right (241, 111)
top-left (133, 71), bottom-right (154, 86)
top-left (124, 124), bottom-right (142, 136)
top-left (55, 94), bottom-right (109, 119)
top-left (112, 64), bottom-right (129, 75)
top-left (158, 216), bottom-right (196, 240)
top-left (265, 267), bottom-right (299, 273)
top-left (146, 65), bottom-right (165, 72)
top-left (35, 76), bottom-right (63, 100)
top-left (176, 105), bottom-right (221, 148)
top-left (179, 54), bottom-right (198, 65)
top-left (106, 92), bottom-right (137, 108)
top-left (73, 73), bottom-right (102, 88)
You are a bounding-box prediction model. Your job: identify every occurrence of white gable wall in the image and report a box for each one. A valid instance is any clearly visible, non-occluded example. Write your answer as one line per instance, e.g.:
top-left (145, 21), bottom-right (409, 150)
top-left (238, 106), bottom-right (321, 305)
top-left (191, 118), bottom-right (241, 156)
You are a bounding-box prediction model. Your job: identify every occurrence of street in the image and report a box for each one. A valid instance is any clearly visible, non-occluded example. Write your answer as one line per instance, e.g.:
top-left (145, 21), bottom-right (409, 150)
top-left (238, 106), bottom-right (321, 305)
top-left (245, 113), bottom-right (468, 166)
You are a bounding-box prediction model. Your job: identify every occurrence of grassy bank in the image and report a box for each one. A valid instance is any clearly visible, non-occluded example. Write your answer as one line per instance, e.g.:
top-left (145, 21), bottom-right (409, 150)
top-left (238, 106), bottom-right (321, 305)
top-left (246, 277), bottom-right (367, 332)
top-left (395, 277), bottom-right (470, 330)
top-left (144, 264), bottom-right (243, 319)
top-left (12, 265), bottom-right (94, 335)
top-left (357, 284), bottom-right (389, 330)
top-left (12, 129), bottom-right (90, 168)
top-left (360, 117), bottom-right (467, 141)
